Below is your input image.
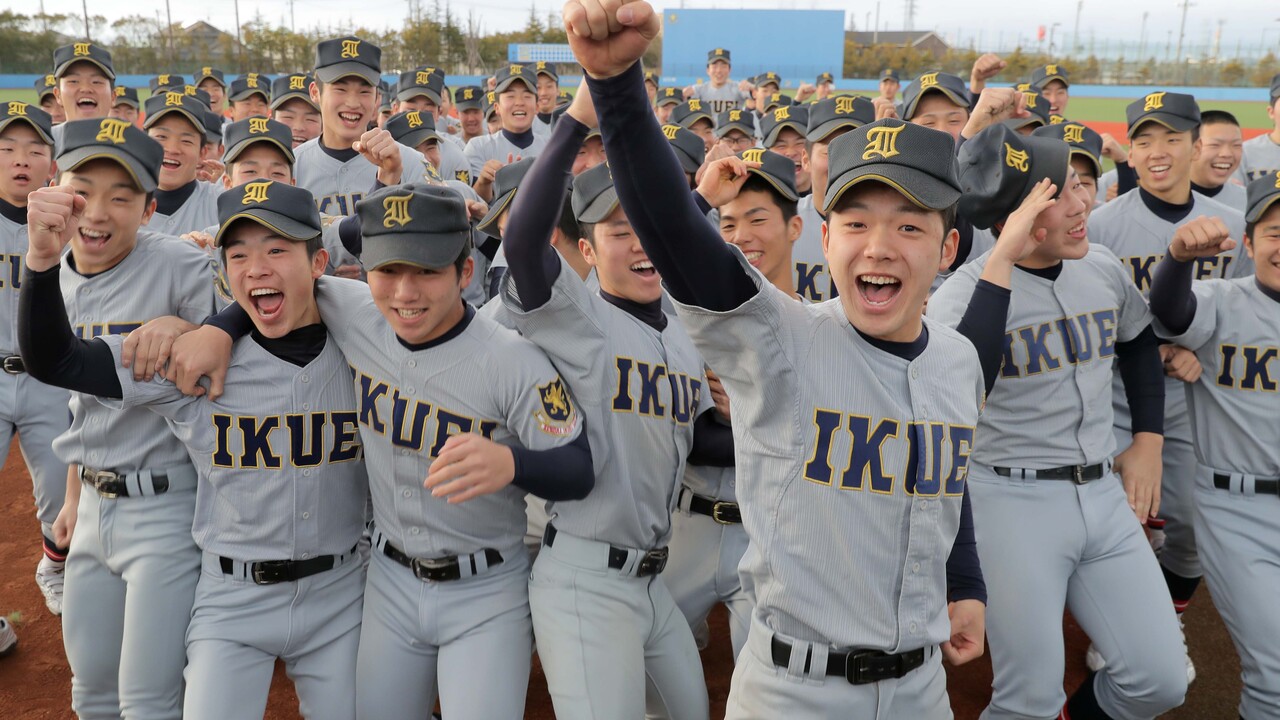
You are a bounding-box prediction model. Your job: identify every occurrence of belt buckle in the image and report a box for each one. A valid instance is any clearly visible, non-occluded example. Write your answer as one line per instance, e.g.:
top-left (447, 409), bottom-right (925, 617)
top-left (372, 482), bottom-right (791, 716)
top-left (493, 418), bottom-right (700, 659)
top-left (1072, 465), bottom-right (1086, 485)
top-left (637, 547), bottom-right (669, 576)
top-left (1, 356), bottom-right (23, 374)
top-left (844, 649), bottom-right (899, 685)
top-left (251, 561), bottom-right (289, 585)
top-left (711, 501), bottom-right (738, 525)
top-left (85, 468), bottom-right (121, 498)
top-left (412, 556), bottom-right (459, 582)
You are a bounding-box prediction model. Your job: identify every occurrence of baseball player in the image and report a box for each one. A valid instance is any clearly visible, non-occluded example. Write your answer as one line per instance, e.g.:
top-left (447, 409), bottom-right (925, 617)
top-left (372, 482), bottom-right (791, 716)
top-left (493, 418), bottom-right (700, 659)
top-left (18, 118), bottom-right (224, 719)
top-left (1003, 90), bottom-right (1051, 135)
top-left (1034, 120), bottom-right (1106, 209)
top-left (187, 182), bottom-right (594, 720)
top-left (271, 73), bottom-right (323, 148)
top-left (453, 85), bottom-right (487, 144)
top-left (228, 73), bottom-right (271, 121)
top-left (141, 92), bottom-right (221, 236)
top-left (50, 42), bottom-right (114, 147)
top-left (0, 103), bottom-right (73, 617)
top-left (533, 61), bottom-right (561, 129)
top-left (498, 86), bottom-right (733, 720)
top-left (296, 36), bottom-right (428, 216)
top-left (655, 87), bottom-right (682, 124)
top-left (1088, 92), bottom-right (1252, 681)
top-left (1190, 110), bottom-right (1246, 212)
top-left (565, 7), bottom-right (989, 716)
top-left (671, 100), bottom-right (716, 153)
top-left (23, 179), bottom-right (369, 720)
top-left (194, 66), bottom-right (227, 115)
top-left (901, 71), bottom-right (971, 142)
top-left (878, 69), bottom-right (901, 100)
top-left (466, 64), bottom-right (548, 200)
top-left (438, 84), bottom-right (463, 137)
top-left (794, 71), bottom-right (834, 104)
top-left (483, 90), bottom-right (502, 135)
top-left (749, 72), bottom-right (782, 119)
top-left (1029, 63), bottom-right (1070, 115)
top-left (1147, 175), bottom-right (1280, 720)
top-left (109, 87), bottom-right (139, 124)
top-left (713, 108), bottom-right (754, 154)
top-left (149, 74), bottom-right (183, 95)
top-left (1234, 73), bottom-right (1280, 184)
top-left (685, 48), bottom-right (750, 114)
top-left (759, 104), bottom-right (811, 196)
top-left (36, 73), bottom-right (66, 124)
top-left (644, 70), bottom-right (660, 105)
top-left (394, 67), bottom-right (471, 183)
top-left (376, 80), bottom-right (393, 129)
top-left (929, 124), bottom-right (1187, 720)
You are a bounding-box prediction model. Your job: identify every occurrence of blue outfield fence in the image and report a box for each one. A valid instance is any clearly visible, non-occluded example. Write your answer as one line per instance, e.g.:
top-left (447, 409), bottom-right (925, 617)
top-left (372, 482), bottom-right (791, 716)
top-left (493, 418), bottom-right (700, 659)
top-left (1, 74), bottom-right (1271, 102)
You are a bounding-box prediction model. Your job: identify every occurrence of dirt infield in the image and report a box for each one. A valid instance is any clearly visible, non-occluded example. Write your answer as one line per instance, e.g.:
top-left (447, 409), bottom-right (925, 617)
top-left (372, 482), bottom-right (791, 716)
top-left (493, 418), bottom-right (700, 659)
top-left (0, 438), bottom-right (1243, 718)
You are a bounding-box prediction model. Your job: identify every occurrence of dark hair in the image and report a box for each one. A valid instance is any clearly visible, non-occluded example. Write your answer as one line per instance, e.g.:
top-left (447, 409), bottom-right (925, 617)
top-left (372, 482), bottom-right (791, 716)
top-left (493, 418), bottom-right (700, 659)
top-left (450, 237), bottom-right (471, 275)
top-left (829, 182), bottom-right (958, 237)
top-left (1245, 203), bottom-right (1280, 240)
top-left (578, 221), bottom-right (597, 246)
top-left (739, 174), bottom-right (798, 222)
top-left (556, 195), bottom-right (580, 244)
top-left (1199, 110), bottom-right (1239, 128)
top-left (1069, 155), bottom-right (1098, 182)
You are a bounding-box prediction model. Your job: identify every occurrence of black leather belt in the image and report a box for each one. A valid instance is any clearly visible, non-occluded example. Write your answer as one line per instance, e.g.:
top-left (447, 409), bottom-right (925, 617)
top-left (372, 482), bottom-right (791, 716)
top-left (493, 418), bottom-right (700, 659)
top-left (1213, 473), bottom-right (1280, 496)
top-left (2, 356), bottom-right (24, 374)
top-left (544, 524), bottom-right (669, 577)
top-left (686, 491), bottom-right (741, 525)
top-left (382, 540), bottom-right (503, 582)
top-left (219, 544), bottom-right (358, 585)
top-left (79, 466), bottom-right (171, 498)
top-left (770, 636), bottom-right (928, 685)
top-left (994, 463), bottom-right (1106, 484)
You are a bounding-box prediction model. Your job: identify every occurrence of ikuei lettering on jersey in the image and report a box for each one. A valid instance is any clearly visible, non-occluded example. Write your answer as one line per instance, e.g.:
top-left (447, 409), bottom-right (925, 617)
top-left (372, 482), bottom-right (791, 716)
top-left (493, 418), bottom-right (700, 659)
top-left (75, 321), bottom-right (144, 338)
top-left (354, 369), bottom-right (499, 456)
top-left (1215, 344), bottom-right (1278, 391)
top-left (1124, 253), bottom-right (1235, 292)
top-left (609, 357), bottom-right (703, 425)
top-left (795, 261), bottom-right (837, 302)
top-left (317, 192), bottom-right (365, 216)
top-left (212, 412), bottom-right (363, 469)
top-left (998, 310), bottom-right (1117, 379)
top-left (0, 254), bottom-right (21, 290)
top-left (803, 410), bottom-right (973, 497)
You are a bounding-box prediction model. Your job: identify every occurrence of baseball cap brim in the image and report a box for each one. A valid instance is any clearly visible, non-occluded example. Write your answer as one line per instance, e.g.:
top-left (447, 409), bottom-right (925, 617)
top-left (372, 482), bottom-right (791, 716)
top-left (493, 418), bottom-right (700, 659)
top-left (1245, 191), bottom-right (1280, 223)
top-left (656, 97), bottom-right (682, 108)
top-left (494, 76), bottom-right (537, 95)
top-left (746, 167), bottom-right (799, 202)
top-left (270, 92), bottom-right (318, 112)
top-left (1003, 116), bottom-right (1046, 132)
top-left (0, 116), bottom-right (53, 145)
top-left (714, 122), bottom-right (754, 139)
top-left (1128, 114), bottom-right (1198, 138)
top-left (361, 232), bottom-right (469, 271)
top-left (807, 118), bottom-right (861, 143)
top-left (397, 87), bottom-right (442, 105)
top-left (1069, 149), bottom-right (1102, 179)
top-left (196, 74), bottom-right (227, 88)
top-left (678, 112), bottom-right (713, 129)
top-left (315, 63), bottom-right (380, 87)
top-left (1033, 74), bottom-right (1069, 89)
top-left (456, 98), bottom-right (483, 111)
top-left (142, 106), bottom-right (204, 133)
top-left (904, 86), bottom-right (969, 120)
top-left (762, 120), bottom-right (806, 149)
top-left (476, 188), bottom-right (516, 238)
top-left (215, 210), bottom-right (319, 247)
top-left (399, 127), bottom-right (441, 151)
top-left (576, 186), bottom-right (620, 224)
top-left (229, 88), bottom-right (270, 103)
top-left (55, 57), bottom-right (115, 81)
top-left (824, 164), bottom-right (960, 214)
top-left (223, 136), bottom-right (295, 165)
top-left (673, 146), bottom-right (701, 175)
top-left (113, 97), bottom-right (140, 109)
top-left (57, 146), bottom-right (156, 193)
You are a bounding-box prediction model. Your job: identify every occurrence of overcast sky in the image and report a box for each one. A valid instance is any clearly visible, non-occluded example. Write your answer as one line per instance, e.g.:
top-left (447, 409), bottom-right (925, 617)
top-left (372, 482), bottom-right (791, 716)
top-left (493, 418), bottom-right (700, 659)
top-left (26, 0), bottom-right (1280, 57)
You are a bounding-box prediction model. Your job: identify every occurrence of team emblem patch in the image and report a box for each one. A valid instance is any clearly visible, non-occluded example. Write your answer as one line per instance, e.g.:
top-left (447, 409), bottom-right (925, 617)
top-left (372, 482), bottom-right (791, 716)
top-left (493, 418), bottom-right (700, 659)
top-left (688, 99), bottom-right (702, 112)
top-left (741, 148), bottom-right (766, 163)
top-left (535, 378), bottom-right (577, 436)
top-left (158, 74), bottom-right (171, 86)
top-left (246, 73), bottom-right (260, 88)
top-left (73, 43), bottom-right (91, 56)
top-left (1063, 124), bottom-right (1085, 144)
top-left (1275, 171), bottom-right (1280, 189)
top-left (862, 124), bottom-right (903, 160)
top-left (8, 102), bottom-right (26, 116)
top-left (248, 117), bottom-right (270, 134)
top-left (242, 181), bottom-right (270, 205)
top-left (918, 72), bottom-right (939, 89)
top-left (115, 86), bottom-right (125, 97)
top-left (454, 169), bottom-right (470, 183)
top-left (1049, 114), bottom-right (1066, 125)
top-left (1004, 143), bottom-right (1029, 172)
top-left (773, 106), bottom-right (790, 121)
top-left (382, 194), bottom-right (413, 228)
top-left (407, 111), bottom-right (423, 128)
top-left (165, 92), bottom-right (184, 106)
top-left (835, 97), bottom-right (855, 115)
top-left (1143, 92), bottom-right (1166, 111)
top-left (95, 118), bottom-right (130, 144)
top-left (289, 75), bottom-right (305, 90)
top-left (341, 40), bottom-right (360, 58)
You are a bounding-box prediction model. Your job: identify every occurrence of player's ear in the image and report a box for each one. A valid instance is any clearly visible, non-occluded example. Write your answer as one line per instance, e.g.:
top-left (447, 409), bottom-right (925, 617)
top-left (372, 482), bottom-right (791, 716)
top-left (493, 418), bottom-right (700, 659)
top-left (141, 196), bottom-right (158, 224)
top-left (820, 219), bottom-right (830, 259)
top-left (1244, 232), bottom-right (1255, 260)
top-left (309, 81), bottom-right (321, 105)
top-left (47, 159), bottom-right (59, 182)
top-left (311, 247), bottom-right (329, 278)
top-left (939, 226), bottom-right (960, 272)
top-left (457, 256), bottom-right (475, 289)
top-left (222, 172), bottom-right (234, 190)
top-left (787, 213), bottom-right (803, 244)
top-left (578, 237), bottom-right (598, 267)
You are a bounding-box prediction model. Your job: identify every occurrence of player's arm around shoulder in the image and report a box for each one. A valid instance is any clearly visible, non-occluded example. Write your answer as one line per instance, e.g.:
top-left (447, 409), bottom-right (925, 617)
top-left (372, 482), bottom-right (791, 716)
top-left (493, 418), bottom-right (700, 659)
top-left (924, 256), bottom-right (986, 329)
top-left (312, 274), bottom-right (382, 343)
top-left (95, 333), bottom-right (203, 420)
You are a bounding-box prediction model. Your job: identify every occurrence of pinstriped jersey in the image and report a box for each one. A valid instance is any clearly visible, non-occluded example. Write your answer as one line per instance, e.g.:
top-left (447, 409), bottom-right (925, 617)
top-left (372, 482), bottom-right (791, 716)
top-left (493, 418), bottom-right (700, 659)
top-left (932, 227), bottom-right (996, 295)
top-left (793, 195), bottom-right (835, 302)
top-left (1155, 278), bottom-right (1280, 477)
top-left (53, 232), bottom-right (226, 472)
top-left (928, 246), bottom-right (1151, 468)
top-left (688, 83), bottom-right (750, 114)
top-left (437, 137), bottom-right (471, 185)
top-left (1206, 181), bottom-right (1247, 213)
top-left (500, 253), bottom-right (711, 549)
top-left (1088, 189), bottom-right (1250, 438)
top-left (145, 181), bottom-right (221, 237)
top-left (673, 249), bottom-right (983, 651)
top-left (0, 211), bottom-right (29, 355)
top-left (294, 137), bottom-right (430, 216)
top-left (1236, 133), bottom-right (1280, 184)
top-left (313, 276), bottom-right (582, 558)
top-left (97, 332), bottom-right (367, 560)
top-left (463, 131), bottom-right (549, 179)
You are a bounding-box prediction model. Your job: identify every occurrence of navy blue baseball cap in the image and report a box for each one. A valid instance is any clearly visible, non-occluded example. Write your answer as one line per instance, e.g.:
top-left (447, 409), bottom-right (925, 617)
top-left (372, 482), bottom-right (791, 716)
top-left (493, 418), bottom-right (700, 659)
top-left (1003, 91), bottom-right (1051, 132)
top-left (672, 100), bottom-right (713, 130)
top-left (149, 74), bottom-right (185, 93)
top-left (454, 85), bottom-right (484, 111)
top-left (195, 66), bottom-right (227, 89)
top-left (216, 180), bottom-right (321, 247)
top-left (112, 86), bottom-right (140, 109)
top-left (807, 96), bottom-right (875, 142)
top-left (142, 92), bottom-right (208, 134)
top-left (477, 157), bottom-right (537, 238)
top-left (707, 48), bottom-right (731, 64)
top-left (56, 118), bottom-right (163, 192)
top-left (358, 184), bottom-right (472, 270)
top-left (823, 118), bottom-right (962, 214)
top-left (229, 74), bottom-right (270, 103)
top-left (714, 109), bottom-right (754, 139)
top-left (663, 124), bottom-right (705, 175)
top-left (271, 74), bottom-right (317, 111)
top-left (0, 102), bottom-right (53, 145)
top-left (385, 110), bottom-right (442, 150)
top-left (902, 71), bottom-right (970, 120)
top-left (958, 124), bottom-right (1069, 229)
top-left (1033, 121), bottom-right (1103, 178)
top-left (572, 162), bottom-right (621, 224)
top-left (1030, 64), bottom-right (1070, 90)
top-left (398, 67), bottom-right (445, 105)
top-left (494, 64), bottom-right (536, 94)
top-left (1126, 91), bottom-right (1200, 138)
top-left (315, 36), bottom-right (382, 86)
top-left (1245, 173), bottom-right (1280, 223)
top-left (53, 42), bottom-right (115, 80)
top-left (656, 87), bottom-right (683, 108)
top-left (35, 74), bottom-right (58, 102)
top-left (760, 105), bottom-right (808, 148)
top-left (737, 148), bottom-right (798, 202)
top-left (222, 117), bottom-right (295, 164)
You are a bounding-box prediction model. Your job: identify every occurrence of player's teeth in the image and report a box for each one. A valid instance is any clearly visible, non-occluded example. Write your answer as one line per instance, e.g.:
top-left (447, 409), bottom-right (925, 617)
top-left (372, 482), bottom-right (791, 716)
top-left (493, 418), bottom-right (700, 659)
top-left (860, 275), bottom-right (898, 285)
top-left (630, 261), bottom-right (654, 270)
top-left (250, 288), bottom-right (280, 297)
top-left (396, 309), bottom-right (424, 318)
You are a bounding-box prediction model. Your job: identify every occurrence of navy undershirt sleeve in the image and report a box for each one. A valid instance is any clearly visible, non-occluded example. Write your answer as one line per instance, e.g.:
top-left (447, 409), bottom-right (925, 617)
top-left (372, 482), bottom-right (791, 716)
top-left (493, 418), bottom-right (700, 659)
top-left (587, 63), bottom-right (757, 311)
top-left (686, 409), bottom-right (735, 467)
top-left (954, 279), bottom-right (1013, 396)
top-left (946, 486), bottom-right (986, 604)
top-left (1115, 326), bottom-right (1166, 435)
top-left (511, 432), bottom-right (594, 501)
top-left (18, 264), bottom-right (123, 398)
top-left (1115, 163), bottom-right (1138, 196)
top-left (205, 301), bottom-right (255, 341)
top-left (503, 115), bottom-right (588, 311)
top-left (1148, 256), bottom-right (1197, 337)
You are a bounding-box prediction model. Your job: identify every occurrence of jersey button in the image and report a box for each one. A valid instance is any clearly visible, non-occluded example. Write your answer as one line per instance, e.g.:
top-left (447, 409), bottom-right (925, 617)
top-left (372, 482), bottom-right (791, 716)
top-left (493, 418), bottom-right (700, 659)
top-left (301, 375), bottom-right (310, 383)
top-left (403, 489), bottom-right (412, 498)
top-left (302, 512), bottom-right (310, 519)
top-left (910, 367), bottom-right (919, 379)
top-left (912, 562), bottom-right (920, 573)
top-left (303, 469), bottom-right (311, 477)
top-left (407, 386), bottom-right (416, 395)
top-left (910, 622), bottom-right (917, 632)
top-left (301, 553), bottom-right (310, 559)
top-left (408, 360), bottom-right (417, 368)
top-left (410, 527), bottom-right (420, 535)
top-left (303, 403), bottom-right (311, 410)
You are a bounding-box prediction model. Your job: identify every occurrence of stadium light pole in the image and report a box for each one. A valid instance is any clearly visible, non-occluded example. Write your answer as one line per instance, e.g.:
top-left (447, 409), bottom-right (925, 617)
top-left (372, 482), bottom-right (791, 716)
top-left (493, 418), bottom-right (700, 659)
top-left (1072, 0), bottom-right (1083, 56)
top-left (1174, 0), bottom-right (1193, 63)
top-left (81, 0), bottom-right (89, 38)
top-left (1049, 22), bottom-right (1062, 54)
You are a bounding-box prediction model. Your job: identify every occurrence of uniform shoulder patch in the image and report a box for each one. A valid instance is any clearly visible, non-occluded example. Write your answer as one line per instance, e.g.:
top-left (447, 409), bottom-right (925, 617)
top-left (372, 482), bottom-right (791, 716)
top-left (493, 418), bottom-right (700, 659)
top-left (535, 377), bottom-right (578, 436)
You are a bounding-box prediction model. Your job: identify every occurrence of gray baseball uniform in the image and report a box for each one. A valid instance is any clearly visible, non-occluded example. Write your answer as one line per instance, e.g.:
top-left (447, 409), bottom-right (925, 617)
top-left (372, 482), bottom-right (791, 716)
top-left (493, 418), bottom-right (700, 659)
top-left (931, 226), bottom-right (996, 294)
top-left (928, 248), bottom-right (1188, 720)
top-left (145, 180), bottom-right (221, 236)
top-left (310, 275), bottom-right (582, 720)
top-left (294, 138), bottom-right (429, 216)
top-left (1201, 181), bottom-right (1247, 213)
top-left (793, 195), bottom-right (835, 301)
top-left (1235, 134), bottom-right (1280, 184)
top-left (96, 331), bottom-right (367, 720)
top-left (1088, 189), bottom-right (1250, 581)
top-left (1096, 168), bottom-right (1117, 204)
top-left (0, 206), bottom-right (70, 539)
top-left (52, 232), bottom-right (223, 719)
top-left (437, 136), bottom-right (471, 185)
top-left (464, 131), bottom-right (549, 180)
top-left (688, 82), bottom-right (750, 114)
top-left (500, 253), bottom-right (712, 720)
top-left (1154, 276), bottom-right (1280, 720)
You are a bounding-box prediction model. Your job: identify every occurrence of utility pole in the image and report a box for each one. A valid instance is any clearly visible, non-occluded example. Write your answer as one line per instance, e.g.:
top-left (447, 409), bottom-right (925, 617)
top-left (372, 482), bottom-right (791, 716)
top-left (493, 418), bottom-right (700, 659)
top-left (234, 0), bottom-right (243, 68)
top-left (1138, 11), bottom-right (1148, 61)
top-left (1174, 0), bottom-right (1192, 63)
top-left (165, 0), bottom-right (175, 65)
top-left (1072, 0), bottom-right (1083, 56)
top-left (81, 0), bottom-right (90, 39)
top-left (873, 1), bottom-right (880, 44)
top-left (290, 0), bottom-right (296, 32)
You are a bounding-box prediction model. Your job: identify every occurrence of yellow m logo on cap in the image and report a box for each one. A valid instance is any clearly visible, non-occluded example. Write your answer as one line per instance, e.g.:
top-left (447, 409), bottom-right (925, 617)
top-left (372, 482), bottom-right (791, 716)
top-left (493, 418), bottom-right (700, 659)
top-left (714, 48), bottom-right (725, 56)
top-left (536, 61), bottom-right (547, 70)
top-left (416, 70), bottom-right (432, 86)
top-left (1023, 93), bottom-right (1037, 109)
top-left (341, 40), bottom-right (360, 58)
top-left (45, 75), bottom-right (56, 87)
top-left (242, 181), bottom-right (270, 205)
top-left (688, 99), bottom-right (702, 111)
top-left (95, 118), bottom-right (130, 144)
top-left (729, 110), bottom-right (741, 122)
top-left (248, 117), bottom-right (269, 134)
top-left (246, 73), bottom-right (259, 89)
top-left (835, 97), bottom-right (856, 115)
top-left (1144, 92), bottom-right (1166, 112)
top-left (774, 106), bottom-right (790, 121)
top-left (8, 102), bottom-right (26, 116)
top-left (114, 86), bottom-right (125, 97)
top-left (1046, 64), bottom-right (1059, 76)
top-left (1063, 124), bottom-right (1085, 143)
top-left (158, 74), bottom-right (170, 86)
top-left (382, 195), bottom-right (413, 228)
top-left (462, 88), bottom-right (474, 100)
top-left (918, 72), bottom-right (939, 89)
top-left (289, 76), bottom-right (305, 90)
top-left (662, 124), bottom-right (680, 140)
top-left (862, 125), bottom-right (904, 160)
top-left (1004, 143), bottom-right (1029, 172)
top-left (741, 148), bottom-right (766, 163)
top-left (184, 85), bottom-right (197, 95)
top-left (73, 43), bottom-right (90, 56)
top-left (202, 66), bottom-right (213, 77)
top-left (165, 92), bottom-right (184, 106)
top-left (407, 111), bottom-right (423, 128)
top-left (509, 64), bottom-right (523, 75)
